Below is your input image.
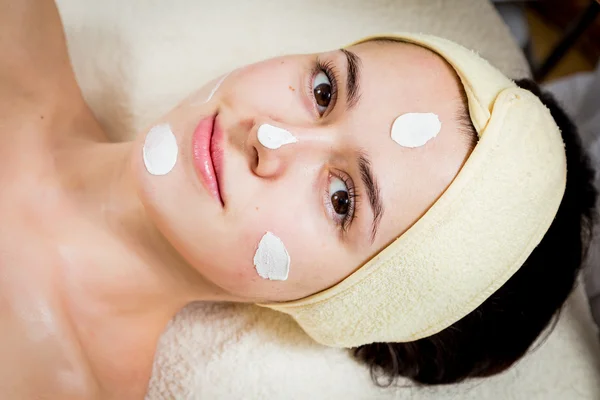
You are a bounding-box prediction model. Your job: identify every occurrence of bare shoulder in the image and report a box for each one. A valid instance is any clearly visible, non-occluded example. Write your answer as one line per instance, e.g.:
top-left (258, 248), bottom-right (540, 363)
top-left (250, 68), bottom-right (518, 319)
top-left (0, 0), bottom-right (83, 115)
top-left (0, 220), bottom-right (101, 399)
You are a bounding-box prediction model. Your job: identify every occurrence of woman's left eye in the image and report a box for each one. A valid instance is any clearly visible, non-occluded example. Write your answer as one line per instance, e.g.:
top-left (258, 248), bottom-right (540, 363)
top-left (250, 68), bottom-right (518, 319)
top-left (312, 71), bottom-right (333, 116)
top-left (330, 176), bottom-right (350, 216)
top-left (326, 173), bottom-right (356, 232)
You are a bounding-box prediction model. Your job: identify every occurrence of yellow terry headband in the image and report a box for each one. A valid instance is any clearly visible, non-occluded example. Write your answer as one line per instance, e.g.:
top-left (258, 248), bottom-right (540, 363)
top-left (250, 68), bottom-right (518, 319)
top-left (260, 32), bottom-right (567, 348)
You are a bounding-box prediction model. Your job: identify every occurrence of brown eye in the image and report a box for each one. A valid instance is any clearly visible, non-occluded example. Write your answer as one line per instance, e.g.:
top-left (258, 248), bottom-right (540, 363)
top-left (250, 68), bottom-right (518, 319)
top-left (327, 174), bottom-right (355, 230)
top-left (313, 71), bottom-right (332, 115)
top-left (331, 191), bottom-right (350, 215)
top-left (329, 175), bottom-right (350, 216)
top-left (314, 84), bottom-right (331, 107)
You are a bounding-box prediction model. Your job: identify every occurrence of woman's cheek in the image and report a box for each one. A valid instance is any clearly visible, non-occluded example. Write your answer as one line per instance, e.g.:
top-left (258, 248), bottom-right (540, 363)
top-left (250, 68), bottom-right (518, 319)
top-left (219, 214), bottom-right (300, 296)
top-left (216, 179), bottom-right (330, 301)
top-left (224, 57), bottom-right (305, 118)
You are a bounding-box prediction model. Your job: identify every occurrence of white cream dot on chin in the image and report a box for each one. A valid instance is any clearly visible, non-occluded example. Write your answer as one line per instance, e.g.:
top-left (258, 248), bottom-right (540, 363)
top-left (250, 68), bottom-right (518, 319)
top-left (391, 112), bottom-right (442, 148)
top-left (257, 124), bottom-right (298, 150)
top-left (253, 232), bottom-right (290, 281)
top-left (142, 124), bottom-right (178, 176)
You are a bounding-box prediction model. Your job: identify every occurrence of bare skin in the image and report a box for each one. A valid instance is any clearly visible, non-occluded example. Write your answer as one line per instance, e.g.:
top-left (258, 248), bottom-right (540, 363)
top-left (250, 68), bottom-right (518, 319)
top-left (0, 2), bottom-right (223, 398)
top-left (0, 1), bottom-right (472, 398)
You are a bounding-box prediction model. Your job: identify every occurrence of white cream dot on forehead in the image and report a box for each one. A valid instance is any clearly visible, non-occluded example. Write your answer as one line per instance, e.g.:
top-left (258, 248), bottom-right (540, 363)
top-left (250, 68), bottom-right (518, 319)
top-left (253, 232), bottom-right (290, 281)
top-left (257, 124), bottom-right (298, 150)
top-left (391, 112), bottom-right (442, 148)
top-left (143, 124), bottom-right (178, 175)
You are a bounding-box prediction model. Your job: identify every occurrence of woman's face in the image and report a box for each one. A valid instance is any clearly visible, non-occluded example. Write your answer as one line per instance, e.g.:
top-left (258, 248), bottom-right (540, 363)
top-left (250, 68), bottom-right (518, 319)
top-left (133, 40), bottom-right (473, 302)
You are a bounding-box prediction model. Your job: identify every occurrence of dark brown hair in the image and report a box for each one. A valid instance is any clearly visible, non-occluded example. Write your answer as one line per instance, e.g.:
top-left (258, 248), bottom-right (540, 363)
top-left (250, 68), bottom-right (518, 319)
top-left (353, 78), bottom-right (597, 386)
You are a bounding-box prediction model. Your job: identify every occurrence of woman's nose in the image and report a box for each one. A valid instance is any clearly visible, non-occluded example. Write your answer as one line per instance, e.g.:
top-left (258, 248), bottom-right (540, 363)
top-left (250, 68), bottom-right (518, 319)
top-left (248, 121), bottom-right (335, 178)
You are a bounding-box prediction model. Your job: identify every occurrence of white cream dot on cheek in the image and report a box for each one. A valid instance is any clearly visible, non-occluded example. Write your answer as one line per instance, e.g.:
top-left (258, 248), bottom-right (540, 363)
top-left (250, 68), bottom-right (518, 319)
top-left (391, 112), bottom-right (442, 148)
top-left (143, 124), bottom-right (178, 175)
top-left (257, 124), bottom-right (298, 150)
top-left (253, 232), bottom-right (290, 281)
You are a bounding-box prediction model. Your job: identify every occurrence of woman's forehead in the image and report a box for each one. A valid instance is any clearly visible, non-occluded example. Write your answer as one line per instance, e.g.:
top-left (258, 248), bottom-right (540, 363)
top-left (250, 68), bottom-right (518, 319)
top-left (340, 39), bottom-right (467, 160)
top-left (337, 40), bottom-right (472, 250)
top-left (350, 39), bottom-right (462, 98)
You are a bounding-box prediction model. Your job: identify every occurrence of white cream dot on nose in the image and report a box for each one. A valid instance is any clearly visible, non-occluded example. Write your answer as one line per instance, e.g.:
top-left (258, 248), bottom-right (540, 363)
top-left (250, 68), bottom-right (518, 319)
top-left (257, 124), bottom-right (298, 150)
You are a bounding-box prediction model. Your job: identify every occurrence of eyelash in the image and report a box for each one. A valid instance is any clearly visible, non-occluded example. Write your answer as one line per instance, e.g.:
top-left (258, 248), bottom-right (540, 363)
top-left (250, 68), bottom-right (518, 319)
top-left (308, 57), bottom-right (340, 117)
top-left (325, 170), bottom-right (359, 235)
top-left (308, 59), bottom-right (358, 234)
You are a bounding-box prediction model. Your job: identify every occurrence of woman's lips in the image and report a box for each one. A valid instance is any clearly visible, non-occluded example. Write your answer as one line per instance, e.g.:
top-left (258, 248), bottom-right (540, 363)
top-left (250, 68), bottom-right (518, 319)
top-left (192, 114), bottom-right (224, 206)
top-left (211, 117), bottom-right (226, 204)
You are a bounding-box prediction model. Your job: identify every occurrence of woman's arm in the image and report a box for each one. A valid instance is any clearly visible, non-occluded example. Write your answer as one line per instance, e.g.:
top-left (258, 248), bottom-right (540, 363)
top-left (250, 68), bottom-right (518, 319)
top-left (0, 0), bottom-right (80, 106)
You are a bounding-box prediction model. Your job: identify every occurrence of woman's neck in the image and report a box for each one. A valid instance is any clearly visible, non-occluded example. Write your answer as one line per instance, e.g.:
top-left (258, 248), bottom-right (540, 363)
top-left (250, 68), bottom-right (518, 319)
top-left (54, 136), bottom-right (230, 327)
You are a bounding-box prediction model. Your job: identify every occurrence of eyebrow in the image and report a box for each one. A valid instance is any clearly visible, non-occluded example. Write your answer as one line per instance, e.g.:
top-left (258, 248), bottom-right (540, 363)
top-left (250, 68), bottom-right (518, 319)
top-left (340, 49), bottom-right (362, 110)
top-left (357, 151), bottom-right (384, 244)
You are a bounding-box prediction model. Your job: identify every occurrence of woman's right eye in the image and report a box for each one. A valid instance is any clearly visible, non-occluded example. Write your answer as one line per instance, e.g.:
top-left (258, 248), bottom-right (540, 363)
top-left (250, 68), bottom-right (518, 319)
top-left (312, 71), bottom-right (332, 116)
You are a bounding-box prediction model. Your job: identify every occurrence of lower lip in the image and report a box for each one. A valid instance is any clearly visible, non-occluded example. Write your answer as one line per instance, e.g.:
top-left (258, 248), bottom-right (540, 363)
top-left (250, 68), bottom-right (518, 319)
top-left (192, 114), bottom-right (224, 205)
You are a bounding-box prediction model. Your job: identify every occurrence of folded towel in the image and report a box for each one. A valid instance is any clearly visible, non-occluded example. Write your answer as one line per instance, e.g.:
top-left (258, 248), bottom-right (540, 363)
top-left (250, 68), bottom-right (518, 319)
top-left (147, 289), bottom-right (600, 399)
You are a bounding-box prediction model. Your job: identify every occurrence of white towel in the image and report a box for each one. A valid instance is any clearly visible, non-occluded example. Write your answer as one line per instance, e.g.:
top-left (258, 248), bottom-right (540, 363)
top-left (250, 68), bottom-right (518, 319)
top-left (147, 291), bottom-right (600, 399)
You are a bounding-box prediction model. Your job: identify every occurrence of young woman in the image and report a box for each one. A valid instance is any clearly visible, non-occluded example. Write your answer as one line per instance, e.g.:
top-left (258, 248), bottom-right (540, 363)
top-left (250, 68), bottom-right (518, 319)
top-left (0, 0), bottom-right (595, 398)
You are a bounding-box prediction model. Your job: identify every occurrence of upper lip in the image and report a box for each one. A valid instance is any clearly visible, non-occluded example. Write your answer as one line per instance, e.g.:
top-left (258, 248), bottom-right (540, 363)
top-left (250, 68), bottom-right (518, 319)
top-left (191, 113), bottom-right (225, 206)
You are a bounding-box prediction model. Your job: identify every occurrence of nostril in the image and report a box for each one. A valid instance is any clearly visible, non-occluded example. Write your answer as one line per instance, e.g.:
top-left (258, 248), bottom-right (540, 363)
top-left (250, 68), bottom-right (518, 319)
top-left (252, 146), bottom-right (259, 170)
